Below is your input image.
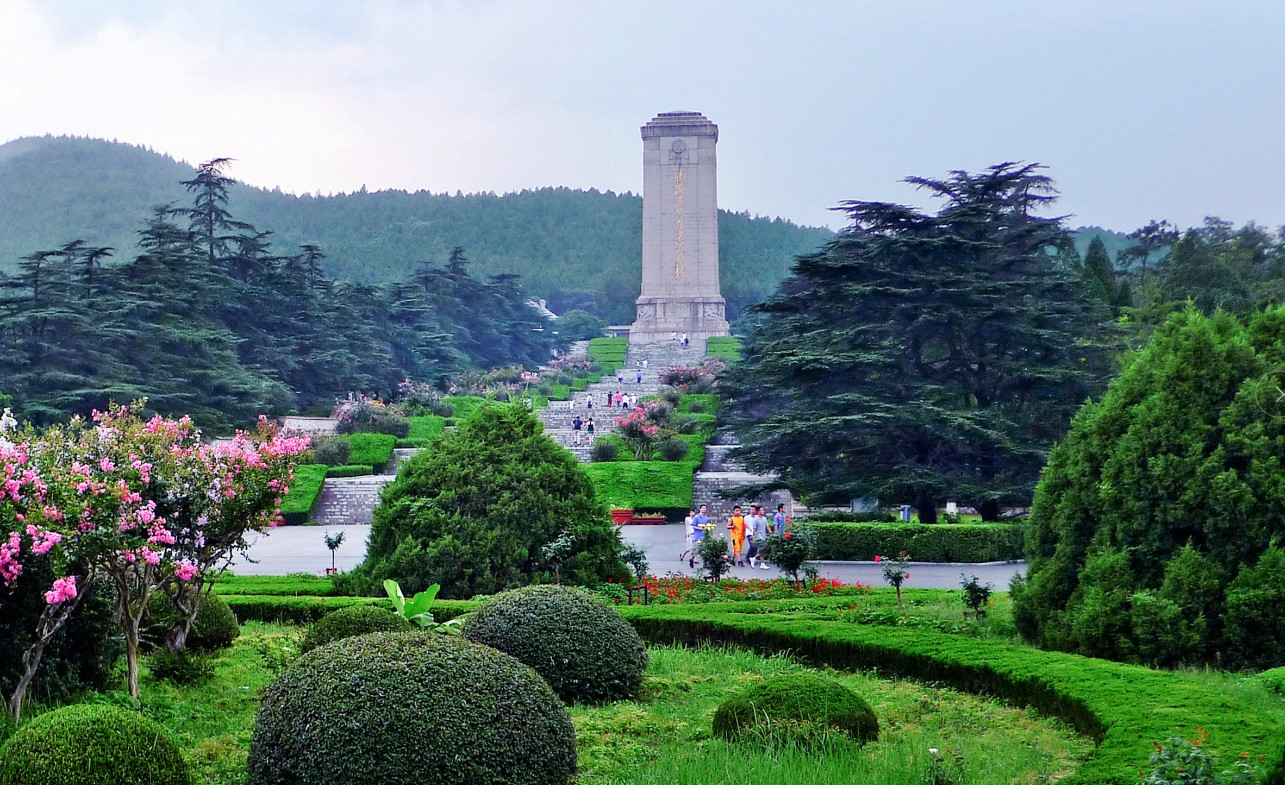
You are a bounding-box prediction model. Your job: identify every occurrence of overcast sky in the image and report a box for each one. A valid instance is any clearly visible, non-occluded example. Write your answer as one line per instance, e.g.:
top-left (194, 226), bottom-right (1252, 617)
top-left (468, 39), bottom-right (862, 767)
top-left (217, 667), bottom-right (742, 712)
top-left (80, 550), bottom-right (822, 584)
top-left (3, 1), bottom-right (1283, 232)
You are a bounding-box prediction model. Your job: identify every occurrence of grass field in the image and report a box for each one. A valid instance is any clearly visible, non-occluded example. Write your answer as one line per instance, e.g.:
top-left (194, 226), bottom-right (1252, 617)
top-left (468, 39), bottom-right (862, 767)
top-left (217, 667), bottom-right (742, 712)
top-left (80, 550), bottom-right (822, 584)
top-left (51, 624), bottom-right (1089, 785)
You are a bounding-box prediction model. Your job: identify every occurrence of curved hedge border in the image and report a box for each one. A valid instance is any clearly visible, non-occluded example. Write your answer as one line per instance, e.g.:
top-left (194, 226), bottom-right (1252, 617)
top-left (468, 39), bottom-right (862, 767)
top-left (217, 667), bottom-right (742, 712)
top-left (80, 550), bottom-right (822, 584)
top-left (801, 522), bottom-right (1023, 562)
top-left (279, 464), bottom-right (326, 525)
top-left (618, 603), bottom-right (1285, 785)
top-left (223, 592), bottom-right (1285, 784)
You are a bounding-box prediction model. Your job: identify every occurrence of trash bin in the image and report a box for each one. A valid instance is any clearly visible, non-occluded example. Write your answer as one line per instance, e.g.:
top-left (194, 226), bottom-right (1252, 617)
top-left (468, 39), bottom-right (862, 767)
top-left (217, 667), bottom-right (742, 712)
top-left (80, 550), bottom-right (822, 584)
top-left (900, 505), bottom-right (912, 522)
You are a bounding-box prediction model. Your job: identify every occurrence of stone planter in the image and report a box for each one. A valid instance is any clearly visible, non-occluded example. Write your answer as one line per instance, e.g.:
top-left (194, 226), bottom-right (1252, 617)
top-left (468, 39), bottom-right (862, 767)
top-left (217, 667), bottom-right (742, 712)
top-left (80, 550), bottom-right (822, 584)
top-left (610, 509), bottom-right (635, 525)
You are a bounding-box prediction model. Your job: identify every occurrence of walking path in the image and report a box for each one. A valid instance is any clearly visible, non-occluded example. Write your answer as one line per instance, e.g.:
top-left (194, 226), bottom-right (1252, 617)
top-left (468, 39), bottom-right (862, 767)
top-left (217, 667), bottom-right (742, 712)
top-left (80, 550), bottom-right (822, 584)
top-left (229, 523), bottom-right (1026, 589)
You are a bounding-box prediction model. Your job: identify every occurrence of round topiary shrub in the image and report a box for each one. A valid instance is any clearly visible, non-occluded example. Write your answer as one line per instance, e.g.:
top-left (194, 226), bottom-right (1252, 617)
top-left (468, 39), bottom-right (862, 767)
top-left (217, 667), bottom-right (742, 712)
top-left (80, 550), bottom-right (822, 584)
top-left (247, 632), bottom-right (576, 785)
top-left (0, 703), bottom-right (193, 785)
top-left (300, 604), bottom-right (412, 652)
top-left (462, 585), bottom-right (647, 703)
top-left (712, 673), bottom-right (879, 746)
top-left (144, 591), bottom-right (241, 651)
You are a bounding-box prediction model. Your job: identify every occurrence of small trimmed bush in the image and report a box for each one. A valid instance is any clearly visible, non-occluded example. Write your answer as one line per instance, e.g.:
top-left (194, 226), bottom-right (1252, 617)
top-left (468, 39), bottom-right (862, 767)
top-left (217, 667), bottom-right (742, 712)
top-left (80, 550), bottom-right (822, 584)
top-left (801, 522), bottom-right (1024, 562)
top-left (344, 432), bottom-right (396, 468)
top-left (712, 673), bottom-right (879, 746)
top-left (247, 632), bottom-right (576, 785)
top-left (144, 592), bottom-right (240, 651)
top-left (463, 585), bottom-right (647, 703)
top-left (309, 435), bottom-right (351, 466)
top-left (590, 437), bottom-right (620, 462)
top-left (0, 703), bottom-right (193, 785)
top-left (657, 436), bottom-right (691, 462)
top-left (301, 605), bottom-right (412, 652)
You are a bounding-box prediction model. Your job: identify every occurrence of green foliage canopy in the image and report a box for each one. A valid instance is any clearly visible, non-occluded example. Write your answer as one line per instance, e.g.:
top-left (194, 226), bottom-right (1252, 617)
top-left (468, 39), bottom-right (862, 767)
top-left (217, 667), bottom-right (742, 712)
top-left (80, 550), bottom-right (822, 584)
top-left (721, 163), bottom-right (1115, 521)
top-left (351, 403), bottom-right (629, 597)
top-left (1013, 306), bottom-right (1285, 668)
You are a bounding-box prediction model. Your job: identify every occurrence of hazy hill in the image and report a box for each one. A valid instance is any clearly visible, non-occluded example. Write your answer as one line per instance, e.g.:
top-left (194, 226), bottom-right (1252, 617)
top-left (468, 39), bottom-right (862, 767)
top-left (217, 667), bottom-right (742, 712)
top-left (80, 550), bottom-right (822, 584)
top-left (0, 136), bottom-right (1141, 322)
top-left (0, 136), bottom-right (833, 323)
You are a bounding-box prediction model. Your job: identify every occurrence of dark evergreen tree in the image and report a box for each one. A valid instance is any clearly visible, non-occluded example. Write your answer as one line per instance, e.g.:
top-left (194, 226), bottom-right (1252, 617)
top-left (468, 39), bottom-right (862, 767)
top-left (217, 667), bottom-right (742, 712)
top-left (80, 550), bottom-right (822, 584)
top-left (721, 163), bottom-right (1114, 522)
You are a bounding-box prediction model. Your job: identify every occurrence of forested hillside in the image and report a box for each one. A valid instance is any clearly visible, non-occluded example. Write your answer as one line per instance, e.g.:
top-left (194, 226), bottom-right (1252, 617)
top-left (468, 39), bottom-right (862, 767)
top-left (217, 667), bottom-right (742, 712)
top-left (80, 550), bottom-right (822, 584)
top-left (0, 160), bottom-right (558, 430)
top-left (0, 136), bottom-right (834, 323)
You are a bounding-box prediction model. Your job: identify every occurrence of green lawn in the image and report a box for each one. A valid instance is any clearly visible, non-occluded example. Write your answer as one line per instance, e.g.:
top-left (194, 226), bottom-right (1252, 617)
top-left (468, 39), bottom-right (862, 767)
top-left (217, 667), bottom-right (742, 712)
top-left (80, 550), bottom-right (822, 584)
top-left (44, 623), bottom-right (1088, 785)
top-left (406, 415), bottom-right (446, 444)
top-left (341, 433), bottom-right (395, 467)
top-left (705, 336), bottom-right (742, 361)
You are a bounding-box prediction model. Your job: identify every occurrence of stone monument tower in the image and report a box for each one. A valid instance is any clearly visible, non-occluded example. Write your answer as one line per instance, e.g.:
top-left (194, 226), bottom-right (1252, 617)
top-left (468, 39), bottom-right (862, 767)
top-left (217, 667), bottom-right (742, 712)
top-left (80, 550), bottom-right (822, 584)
top-left (630, 111), bottom-right (729, 343)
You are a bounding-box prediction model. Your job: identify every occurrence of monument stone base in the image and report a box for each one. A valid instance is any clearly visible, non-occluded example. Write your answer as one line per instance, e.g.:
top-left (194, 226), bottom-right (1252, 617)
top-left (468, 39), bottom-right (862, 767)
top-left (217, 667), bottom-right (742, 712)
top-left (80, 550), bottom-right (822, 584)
top-left (629, 295), bottom-right (729, 343)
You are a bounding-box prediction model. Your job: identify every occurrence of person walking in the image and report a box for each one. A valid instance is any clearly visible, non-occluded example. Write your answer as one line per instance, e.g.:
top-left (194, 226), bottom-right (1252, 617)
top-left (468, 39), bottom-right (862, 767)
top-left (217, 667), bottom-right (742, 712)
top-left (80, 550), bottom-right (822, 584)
top-left (586, 393), bottom-right (593, 410)
top-left (586, 417), bottom-right (596, 440)
top-left (572, 415), bottom-right (584, 445)
top-left (636, 367), bottom-right (643, 384)
top-left (681, 332), bottom-right (689, 349)
top-left (689, 504), bottom-right (710, 569)
top-left (642, 355), bottom-right (650, 370)
top-left (671, 331), bottom-right (678, 342)
top-left (773, 503), bottom-right (788, 535)
top-left (617, 369), bottom-right (624, 384)
top-left (746, 505), bottom-right (769, 569)
top-left (681, 508), bottom-right (696, 563)
top-left (727, 505), bottom-right (747, 567)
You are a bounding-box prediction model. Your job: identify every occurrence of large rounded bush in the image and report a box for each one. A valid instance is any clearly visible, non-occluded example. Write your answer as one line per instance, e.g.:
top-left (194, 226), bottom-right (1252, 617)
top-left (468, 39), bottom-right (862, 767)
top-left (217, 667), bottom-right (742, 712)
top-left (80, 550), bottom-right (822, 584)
top-left (712, 673), bottom-right (879, 745)
top-left (145, 592), bottom-right (240, 651)
top-left (462, 585), bottom-right (647, 704)
top-left (0, 704), bottom-right (192, 785)
top-left (300, 605), bottom-right (411, 652)
top-left (247, 632), bottom-right (576, 785)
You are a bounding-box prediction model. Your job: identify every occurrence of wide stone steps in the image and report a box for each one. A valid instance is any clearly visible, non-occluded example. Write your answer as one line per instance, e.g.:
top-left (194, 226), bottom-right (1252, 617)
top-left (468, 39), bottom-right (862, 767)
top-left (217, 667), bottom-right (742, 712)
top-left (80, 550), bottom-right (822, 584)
top-left (311, 475), bottom-right (394, 527)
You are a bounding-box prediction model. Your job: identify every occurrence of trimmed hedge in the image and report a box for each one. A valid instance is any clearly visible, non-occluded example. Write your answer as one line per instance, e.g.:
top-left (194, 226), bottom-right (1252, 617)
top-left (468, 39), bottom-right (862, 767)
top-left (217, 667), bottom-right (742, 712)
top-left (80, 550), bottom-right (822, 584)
top-left (247, 632), bottom-right (576, 785)
top-left (583, 461), bottom-right (695, 509)
top-left (143, 592), bottom-right (240, 651)
top-left (0, 704), bottom-right (193, 785)
top-left (342, 432), bottom-right (395, 468)
top-left (463, 586), bottom-right (647, 703)
top-left (713, 672), bottom-right (879, 745)
top-left (801, 522), bottom-right (1024, 562)
top-left (301, 605), bottom-right (412, 652)
top-left (279, 464), bottom-right (326, 525)
top-left (224, 594), bottom-right (475, 625)
top-left (619, 602), bottom-right (1285, 785)
top-left (325, 464), bottom-right (374, 478)
top-left (215, 574), bottom-right (337, 596)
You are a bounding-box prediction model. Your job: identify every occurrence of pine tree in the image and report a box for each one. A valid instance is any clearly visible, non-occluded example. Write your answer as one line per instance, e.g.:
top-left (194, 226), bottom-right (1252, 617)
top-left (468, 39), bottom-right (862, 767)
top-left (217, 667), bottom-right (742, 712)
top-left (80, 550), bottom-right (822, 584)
top-left (721, 164), bottom-right (1114, 521)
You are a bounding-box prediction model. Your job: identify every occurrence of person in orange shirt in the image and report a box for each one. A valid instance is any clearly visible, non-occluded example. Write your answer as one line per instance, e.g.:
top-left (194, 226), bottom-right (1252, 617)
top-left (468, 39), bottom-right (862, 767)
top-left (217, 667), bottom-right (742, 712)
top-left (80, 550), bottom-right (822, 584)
top-left (727, 505), bottom-right (747, 567)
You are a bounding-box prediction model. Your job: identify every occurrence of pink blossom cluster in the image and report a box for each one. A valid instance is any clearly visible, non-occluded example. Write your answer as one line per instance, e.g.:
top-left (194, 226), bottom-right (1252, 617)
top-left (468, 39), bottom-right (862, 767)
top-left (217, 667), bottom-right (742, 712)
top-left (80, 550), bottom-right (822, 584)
top-left (43, 576), bottom-right (76, 604)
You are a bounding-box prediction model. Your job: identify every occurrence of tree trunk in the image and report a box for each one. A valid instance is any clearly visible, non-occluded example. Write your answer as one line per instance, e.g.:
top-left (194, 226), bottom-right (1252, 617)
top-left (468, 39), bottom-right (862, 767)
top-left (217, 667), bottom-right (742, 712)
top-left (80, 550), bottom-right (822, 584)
top-left (7, 590), bottom-right (85, 721)
top-left (916, 491), bottom-right (938, 524)
top-left (978, 499), bottom-right (1002, 522)
top-left (164, 583), bottom-right (202, 654)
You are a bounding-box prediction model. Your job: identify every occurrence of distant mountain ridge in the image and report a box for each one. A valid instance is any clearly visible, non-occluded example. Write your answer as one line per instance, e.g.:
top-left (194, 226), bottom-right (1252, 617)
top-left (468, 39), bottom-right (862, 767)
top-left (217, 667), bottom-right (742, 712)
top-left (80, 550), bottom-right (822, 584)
top-left (0, 136), bottom-right (835, 323)
top-left (0, 135), bottom-right (1133, 321)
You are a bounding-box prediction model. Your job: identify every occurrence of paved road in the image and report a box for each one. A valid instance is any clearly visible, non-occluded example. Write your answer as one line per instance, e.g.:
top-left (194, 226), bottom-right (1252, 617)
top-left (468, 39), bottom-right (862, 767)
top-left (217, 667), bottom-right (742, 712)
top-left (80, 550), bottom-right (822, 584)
top-left (231, 523), bottom-right (1027, 589)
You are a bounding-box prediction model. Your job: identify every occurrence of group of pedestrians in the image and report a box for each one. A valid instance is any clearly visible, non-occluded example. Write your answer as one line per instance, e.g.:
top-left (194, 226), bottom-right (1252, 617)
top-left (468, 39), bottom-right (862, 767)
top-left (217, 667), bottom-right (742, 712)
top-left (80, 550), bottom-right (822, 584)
top-left (570, 415), bottom-right (595, 445)
top-left (669, 331), bottom-right (690, 349)
top-left (682, 502), bottom-right (789, 570)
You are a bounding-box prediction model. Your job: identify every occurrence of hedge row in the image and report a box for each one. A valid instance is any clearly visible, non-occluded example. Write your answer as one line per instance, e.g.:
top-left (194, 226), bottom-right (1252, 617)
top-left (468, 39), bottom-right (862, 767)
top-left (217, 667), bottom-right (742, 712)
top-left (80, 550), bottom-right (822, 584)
top-left (801, 522), bottom-right (1024, 562)
top-left (583, 461), bottom-right (694, 509)
top-left (617, 603), bottom-right (1285, 785)
top-left (326, 464), bottom-right (374, 478)
top-left (223, 594), bottom-right (476, 625)
top-left (279, 464), bottom-right (326, 525)
top-left (214, 575), bottom-right (338, 596)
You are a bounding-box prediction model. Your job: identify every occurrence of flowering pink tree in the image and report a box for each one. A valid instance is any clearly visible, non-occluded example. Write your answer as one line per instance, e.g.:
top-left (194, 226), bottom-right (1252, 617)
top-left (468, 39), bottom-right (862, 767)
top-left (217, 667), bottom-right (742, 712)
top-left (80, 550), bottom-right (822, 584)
top-left (616, 408), bottom-right (662, 460)
top-left (154, 416), bottom-right (308, 652)
top-left (1, 404), bottom-right (306, 718)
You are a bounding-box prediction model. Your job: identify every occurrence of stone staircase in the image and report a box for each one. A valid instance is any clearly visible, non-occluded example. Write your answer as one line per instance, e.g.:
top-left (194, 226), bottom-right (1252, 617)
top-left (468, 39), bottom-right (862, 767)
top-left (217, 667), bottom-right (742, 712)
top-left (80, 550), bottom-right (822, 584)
top-left (537, 338), bottom-right (705, 462)
top-left (691, 433), bottom-right (794, 522)
top-left (310, 475), bottom-right (395, 527)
